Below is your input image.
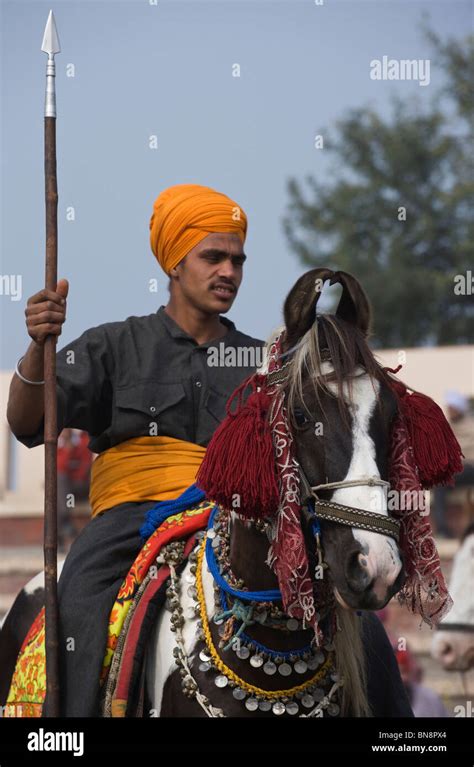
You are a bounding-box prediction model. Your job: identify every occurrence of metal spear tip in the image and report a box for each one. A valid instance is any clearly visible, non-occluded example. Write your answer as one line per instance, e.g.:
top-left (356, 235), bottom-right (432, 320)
top-left (41, 9), bottom-right (61, 55)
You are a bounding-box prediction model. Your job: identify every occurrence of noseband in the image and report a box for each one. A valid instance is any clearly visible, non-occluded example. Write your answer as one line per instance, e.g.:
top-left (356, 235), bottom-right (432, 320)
top-left (299, 469), bottom-right (400, 543)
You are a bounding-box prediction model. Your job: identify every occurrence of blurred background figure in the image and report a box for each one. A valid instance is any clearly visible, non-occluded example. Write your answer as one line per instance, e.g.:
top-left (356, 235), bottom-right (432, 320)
top-left (432, 523), bottom-right (474, 672)
top-left (433, 391), bottom-right (474, 538)
top-left (57, 429), bottom-right (93, 551)
top-left (395, 645), bottom-right (449, 717)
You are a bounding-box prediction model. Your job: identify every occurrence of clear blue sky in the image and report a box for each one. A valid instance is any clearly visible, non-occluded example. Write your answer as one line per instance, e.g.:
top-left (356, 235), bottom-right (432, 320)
top-left (1, 0), bottom-right (471, 369)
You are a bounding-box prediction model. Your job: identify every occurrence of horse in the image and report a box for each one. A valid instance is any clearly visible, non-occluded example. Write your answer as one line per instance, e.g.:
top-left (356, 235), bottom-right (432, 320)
top-left (146, 268), bottom-right (407, 717)
top-left (7, 267), bottom-right (454, 718)
top-left (431, 522), bottom-right (474, 671)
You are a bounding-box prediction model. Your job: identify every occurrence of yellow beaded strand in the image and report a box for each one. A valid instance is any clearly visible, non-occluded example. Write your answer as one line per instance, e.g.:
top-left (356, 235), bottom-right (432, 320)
top-left (196, 536), bottom-right (333, 699)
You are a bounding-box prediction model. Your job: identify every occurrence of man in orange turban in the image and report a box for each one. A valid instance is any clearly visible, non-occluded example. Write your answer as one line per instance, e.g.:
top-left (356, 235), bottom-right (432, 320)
top-left (147, 183), bottom-right (249, 343)
top-left (8, 181), bottom-right (264, 715)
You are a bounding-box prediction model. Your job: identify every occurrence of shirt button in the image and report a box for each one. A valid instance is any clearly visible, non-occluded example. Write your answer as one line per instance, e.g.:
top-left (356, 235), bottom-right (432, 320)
top-left (150, 406), bottom-right (156, 412)
top-left (195, 380), bottom-right (202, 388)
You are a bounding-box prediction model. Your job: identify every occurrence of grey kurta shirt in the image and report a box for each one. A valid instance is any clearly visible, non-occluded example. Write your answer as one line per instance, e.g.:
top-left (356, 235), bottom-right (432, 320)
top-left (17, 306), bottom-right (265, 453)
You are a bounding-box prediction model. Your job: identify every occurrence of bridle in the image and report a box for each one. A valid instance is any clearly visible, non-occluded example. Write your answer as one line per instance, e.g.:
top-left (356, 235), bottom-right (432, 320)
top-left (266, 350), bottom-right (401, 544)
top-left (299, 469), bottom-right (401, 543)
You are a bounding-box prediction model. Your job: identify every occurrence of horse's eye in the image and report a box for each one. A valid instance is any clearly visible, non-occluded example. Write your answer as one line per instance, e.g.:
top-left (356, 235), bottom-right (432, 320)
top-left (294, 408), bottom-right (309, 427)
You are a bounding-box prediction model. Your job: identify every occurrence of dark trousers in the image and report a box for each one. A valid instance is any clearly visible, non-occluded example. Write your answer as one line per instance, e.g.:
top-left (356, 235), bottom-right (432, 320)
top-left (45, 500), bottom-right (157, 717)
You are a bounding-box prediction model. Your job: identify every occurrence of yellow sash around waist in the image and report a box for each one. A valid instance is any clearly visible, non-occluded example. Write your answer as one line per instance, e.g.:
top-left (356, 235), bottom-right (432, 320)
top-left (89, 436), bottom-right (206, 518)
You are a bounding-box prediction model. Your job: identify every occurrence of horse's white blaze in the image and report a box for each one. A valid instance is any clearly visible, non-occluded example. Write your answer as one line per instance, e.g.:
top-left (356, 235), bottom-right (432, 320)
top-left (147, 544), bottom-right (214, 715)
top-left (325, 366), bottom-right (402, 590)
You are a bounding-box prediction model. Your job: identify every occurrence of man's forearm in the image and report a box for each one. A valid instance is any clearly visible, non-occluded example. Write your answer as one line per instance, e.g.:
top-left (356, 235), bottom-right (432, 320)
top-left (7, 341), bottom-right (46, 436)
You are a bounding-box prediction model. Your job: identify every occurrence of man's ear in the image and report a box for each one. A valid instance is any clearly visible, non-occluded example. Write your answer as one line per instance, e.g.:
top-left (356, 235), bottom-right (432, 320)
top-left (169, 256), bottom-right (186, 278)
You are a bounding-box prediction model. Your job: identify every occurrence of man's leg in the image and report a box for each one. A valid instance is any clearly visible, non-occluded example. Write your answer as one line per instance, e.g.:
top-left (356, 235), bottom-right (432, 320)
top-left (47, 500), bottom-right (156, 717)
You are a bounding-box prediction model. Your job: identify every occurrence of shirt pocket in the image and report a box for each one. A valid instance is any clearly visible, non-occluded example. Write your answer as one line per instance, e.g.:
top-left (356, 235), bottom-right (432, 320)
top-left (203, 385), bottom-right (230, 425)
top-left (114, 380), bottom-right (186, 438)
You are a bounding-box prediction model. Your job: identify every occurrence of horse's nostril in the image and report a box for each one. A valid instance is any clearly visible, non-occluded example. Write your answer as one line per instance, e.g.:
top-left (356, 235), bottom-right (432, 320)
top-left (345, 551), bottom-right (372, 594)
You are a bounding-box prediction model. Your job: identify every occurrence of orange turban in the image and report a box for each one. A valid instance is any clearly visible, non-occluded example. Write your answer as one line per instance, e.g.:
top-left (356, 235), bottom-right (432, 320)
top-left (149, 183), bottom-right (248, 275)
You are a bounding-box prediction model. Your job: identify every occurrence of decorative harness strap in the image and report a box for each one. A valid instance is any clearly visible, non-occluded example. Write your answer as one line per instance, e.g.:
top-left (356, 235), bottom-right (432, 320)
top-left (312, 500), bottom-right (400, 542)
top-left (299, 469), bottom-right (400, 542)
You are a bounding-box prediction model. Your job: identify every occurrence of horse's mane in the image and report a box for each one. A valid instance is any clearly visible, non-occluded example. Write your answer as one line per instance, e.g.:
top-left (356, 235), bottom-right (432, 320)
top-left (279, 312), bottom-right (395, 430)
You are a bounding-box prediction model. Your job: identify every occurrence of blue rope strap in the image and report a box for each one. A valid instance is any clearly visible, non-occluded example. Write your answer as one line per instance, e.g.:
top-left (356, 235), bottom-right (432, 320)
top-left (206, 505), bottom-right (282, 602)
top-left (218, 587), bottom-right (313, 658)
top-left (139, 483), bottom-right (206, 540)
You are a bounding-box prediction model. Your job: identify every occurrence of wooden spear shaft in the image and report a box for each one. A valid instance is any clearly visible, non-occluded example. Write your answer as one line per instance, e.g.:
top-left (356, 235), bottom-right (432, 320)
top-left (42, 9), bottom-right (61, 717)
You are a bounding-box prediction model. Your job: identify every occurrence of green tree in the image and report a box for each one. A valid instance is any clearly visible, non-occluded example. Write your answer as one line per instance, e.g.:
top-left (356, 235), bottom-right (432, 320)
top-left (283, 33), bottom-right (474, 348)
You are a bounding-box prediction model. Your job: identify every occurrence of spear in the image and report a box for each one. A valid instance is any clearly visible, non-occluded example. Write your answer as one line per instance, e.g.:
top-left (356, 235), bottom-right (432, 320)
top-left (41, 9), bottom-right (61, 717)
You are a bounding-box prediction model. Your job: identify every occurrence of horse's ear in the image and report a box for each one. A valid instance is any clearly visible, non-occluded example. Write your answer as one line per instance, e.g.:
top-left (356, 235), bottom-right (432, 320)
top-left (331, 270), bottom-right (372, 337)
top-left (283, 267), bottom-right (334, 350)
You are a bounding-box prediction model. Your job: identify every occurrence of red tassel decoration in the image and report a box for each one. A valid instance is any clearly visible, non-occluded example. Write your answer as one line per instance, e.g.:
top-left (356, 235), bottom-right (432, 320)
top-left (196, 374), bottom-right (280, 519)
top-left (387, 374), bottom-right (464, 488)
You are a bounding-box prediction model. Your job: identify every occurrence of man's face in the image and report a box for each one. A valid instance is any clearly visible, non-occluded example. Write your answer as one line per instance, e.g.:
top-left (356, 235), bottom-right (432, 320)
top-left (171, 232), bottom-right (246, 314)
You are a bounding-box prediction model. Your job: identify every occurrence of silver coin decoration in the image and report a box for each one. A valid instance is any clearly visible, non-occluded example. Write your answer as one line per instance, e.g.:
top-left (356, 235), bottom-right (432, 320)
top-left (169, 508), bottom-right (344, 720)
top-left (272, 701), bottom-right (286, 716)
top-left (294, 660), bottom-right (308, 674)
top-left (232, 687), bottom-right (246, 700)
top-left (295, 690), bottom-right (306, 699)
top-left (312, 687), bottom-right (325, 702)
top-left (286, 618), bottom-right (299, 631)
top-left (307, 652), bottom-right (324, 670)
top-left (245, 697), bottom-right (259, 712)
top-left (263, 661), bottom-right (277, 676)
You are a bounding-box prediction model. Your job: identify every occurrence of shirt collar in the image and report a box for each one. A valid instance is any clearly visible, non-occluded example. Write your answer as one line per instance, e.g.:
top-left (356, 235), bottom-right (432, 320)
top-left (156, 305), bottom-right (237, 347)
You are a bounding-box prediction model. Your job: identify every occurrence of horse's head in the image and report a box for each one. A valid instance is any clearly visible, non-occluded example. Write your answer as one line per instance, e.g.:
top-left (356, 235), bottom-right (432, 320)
top-left (280, 267), bottom-right (405, 611)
